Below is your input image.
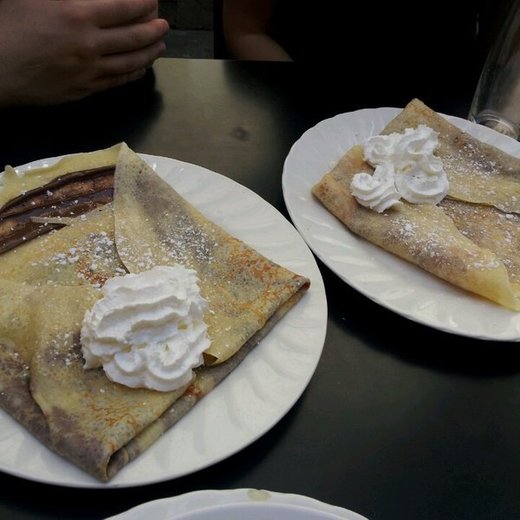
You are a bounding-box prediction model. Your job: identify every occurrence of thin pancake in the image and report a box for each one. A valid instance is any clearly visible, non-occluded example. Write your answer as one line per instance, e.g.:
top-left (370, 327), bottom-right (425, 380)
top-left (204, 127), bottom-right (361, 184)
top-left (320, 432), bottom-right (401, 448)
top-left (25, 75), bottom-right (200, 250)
top-left (0, 144), bottom-right (309, 481)
top-left (312, 145), bottom-right (520, 310)
top-left (113, 143), bottom-right (309, 364)
top-left (0, 145), bottom-right (120, 209)
top-left (382, 98), bottom-right (520, 213)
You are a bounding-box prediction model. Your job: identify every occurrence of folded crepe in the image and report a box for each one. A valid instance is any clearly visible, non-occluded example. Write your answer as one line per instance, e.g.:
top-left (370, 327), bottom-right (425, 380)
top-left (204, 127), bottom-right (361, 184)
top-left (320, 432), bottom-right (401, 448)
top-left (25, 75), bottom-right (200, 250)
top-left (381, 98), bottom-right (520, 213)
top-left (0, 143), bottom-right (310, 481)
top-left (312, 99), bottom-right (520, 310)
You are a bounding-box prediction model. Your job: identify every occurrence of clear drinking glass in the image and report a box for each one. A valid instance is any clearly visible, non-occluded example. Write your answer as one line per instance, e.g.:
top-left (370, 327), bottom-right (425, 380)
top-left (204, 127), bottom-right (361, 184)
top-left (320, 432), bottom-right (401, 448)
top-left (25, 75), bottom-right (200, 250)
top-left (469, 0), bottom-right (520, 140)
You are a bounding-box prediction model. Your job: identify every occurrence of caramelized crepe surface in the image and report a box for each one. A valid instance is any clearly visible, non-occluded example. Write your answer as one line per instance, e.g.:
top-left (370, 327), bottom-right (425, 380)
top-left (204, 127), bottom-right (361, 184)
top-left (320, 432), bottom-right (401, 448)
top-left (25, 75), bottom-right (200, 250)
top-left (0, 144), bottom-right (309, 481)
top-left (312, 99), bottom-right (520, 310)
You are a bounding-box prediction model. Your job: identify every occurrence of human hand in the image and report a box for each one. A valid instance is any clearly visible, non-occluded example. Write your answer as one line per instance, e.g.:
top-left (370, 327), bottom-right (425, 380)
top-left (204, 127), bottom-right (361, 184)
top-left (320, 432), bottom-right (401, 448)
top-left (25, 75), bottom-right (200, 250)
top-left (0, 0), bottom-right (169, 105)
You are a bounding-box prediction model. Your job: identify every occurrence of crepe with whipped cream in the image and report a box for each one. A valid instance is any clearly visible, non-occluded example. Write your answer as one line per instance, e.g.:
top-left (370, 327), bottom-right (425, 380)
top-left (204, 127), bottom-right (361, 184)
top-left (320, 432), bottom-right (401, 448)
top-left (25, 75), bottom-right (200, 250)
top-left (312, 99), bottom-right (520, 310)
top-left (0, 143), bottom-right (309, 481)
top-left (382, 98), bottom-right (520, 213)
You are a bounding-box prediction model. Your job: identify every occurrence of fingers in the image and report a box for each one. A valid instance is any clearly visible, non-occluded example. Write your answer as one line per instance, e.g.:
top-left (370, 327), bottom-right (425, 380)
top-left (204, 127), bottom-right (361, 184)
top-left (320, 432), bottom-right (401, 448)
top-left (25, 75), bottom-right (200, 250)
top-left (98, 38), bottom-right (166, 77)
top-left (82, 0), bottom-right (160, 28)
top-left (58, 67), bottom-right (149, 103)
top-left (96, 18), bottom-right (169, 56)
top-left (91, 67), bottom-right (148, 92)
top-left (43, 0), bottom-right (168, 102)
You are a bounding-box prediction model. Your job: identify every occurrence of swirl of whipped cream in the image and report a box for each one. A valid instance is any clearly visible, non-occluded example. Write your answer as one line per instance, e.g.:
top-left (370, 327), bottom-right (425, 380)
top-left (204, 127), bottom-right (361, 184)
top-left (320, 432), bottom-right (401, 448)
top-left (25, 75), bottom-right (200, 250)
top-left (350, 162), bottom-right (401, 213)
top-left (395, 160), bottom-right (449, 204)
top-left (81, 265), bottom-right (210, 392)
top-left (363, 133), bottom-right (401, 165)
top-left (351, 124), bottom-right (449, 211)
top-left (392, 125), bottom-right (448, 204)
top-left (394, 124), bottom-right (441, 169)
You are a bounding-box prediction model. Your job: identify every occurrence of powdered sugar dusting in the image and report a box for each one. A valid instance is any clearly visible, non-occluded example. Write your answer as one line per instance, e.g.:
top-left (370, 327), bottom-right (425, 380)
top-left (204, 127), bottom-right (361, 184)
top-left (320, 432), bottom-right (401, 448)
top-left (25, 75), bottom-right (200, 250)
top-left (388, 207), bottom-right (505, 273)
top-left (116, 215), bottom-right (216, 273)
top-left (39, 330), bottom-right (81, 367)
top-left (440, 198), bottom-right (520, 282)
top-left (446, 140), bottom-right (499, 176)
top-left (28, 228), bottom-right (126, 287)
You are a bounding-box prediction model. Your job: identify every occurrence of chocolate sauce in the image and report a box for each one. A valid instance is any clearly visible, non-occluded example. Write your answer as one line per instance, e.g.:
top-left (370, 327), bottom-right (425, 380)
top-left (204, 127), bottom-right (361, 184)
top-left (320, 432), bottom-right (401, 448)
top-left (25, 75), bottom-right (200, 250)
top-left (0, 165), bottom-right (115, 254)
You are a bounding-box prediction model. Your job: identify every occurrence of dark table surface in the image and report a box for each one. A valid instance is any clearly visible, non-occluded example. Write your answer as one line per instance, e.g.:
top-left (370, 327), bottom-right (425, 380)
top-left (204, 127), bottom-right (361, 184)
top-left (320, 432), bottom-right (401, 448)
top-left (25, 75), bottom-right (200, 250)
top-left (1, 58), bottom-right (520, 520)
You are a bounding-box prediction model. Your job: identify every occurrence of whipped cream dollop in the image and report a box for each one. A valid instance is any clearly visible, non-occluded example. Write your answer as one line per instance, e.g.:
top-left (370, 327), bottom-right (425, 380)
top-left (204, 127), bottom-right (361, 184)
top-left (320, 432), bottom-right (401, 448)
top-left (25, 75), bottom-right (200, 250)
top-left (81, 265), bottom-right (210, 392)
top-left (351, 124), bottom-right (449, 212)
top-left (349, 162), bottom-right (401, 213)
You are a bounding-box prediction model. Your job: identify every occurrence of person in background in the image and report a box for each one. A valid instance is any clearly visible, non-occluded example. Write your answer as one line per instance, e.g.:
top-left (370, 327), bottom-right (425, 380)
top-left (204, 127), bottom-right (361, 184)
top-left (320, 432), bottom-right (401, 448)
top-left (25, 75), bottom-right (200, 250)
top-left (222, 0), bottom-right (291, 61)
top-left (0, 0), bottom-right (168, 106)
top-left (221, 0), bottom-right (512, 101)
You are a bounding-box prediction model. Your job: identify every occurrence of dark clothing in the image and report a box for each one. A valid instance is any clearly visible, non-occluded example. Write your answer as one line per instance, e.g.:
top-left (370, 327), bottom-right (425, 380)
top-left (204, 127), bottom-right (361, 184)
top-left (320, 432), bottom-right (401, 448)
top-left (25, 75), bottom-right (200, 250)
top-left (266, 1), bottom-right (512, 100)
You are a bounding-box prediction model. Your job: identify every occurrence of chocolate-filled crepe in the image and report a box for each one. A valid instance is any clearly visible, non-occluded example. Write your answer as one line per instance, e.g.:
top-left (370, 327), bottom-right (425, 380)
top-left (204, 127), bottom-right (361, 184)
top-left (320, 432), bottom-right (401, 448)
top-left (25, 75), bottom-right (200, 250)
top-left (313, 99), bottom-right (520, 310)
top-left (0, 144), bottom-right (309, 481)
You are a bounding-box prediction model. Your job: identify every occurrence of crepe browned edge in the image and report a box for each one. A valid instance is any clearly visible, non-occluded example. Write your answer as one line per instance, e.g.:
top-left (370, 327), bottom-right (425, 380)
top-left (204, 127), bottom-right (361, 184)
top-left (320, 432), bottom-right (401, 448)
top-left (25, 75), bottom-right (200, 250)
top-left (312, 145), bottom-right (520, 310)
top-left (0, 280), bottom-right (305, 481)
top-left (0, 144), bottom-right (310, 481)
top-left (105, 289), bottom-right (304, 479)
top-left (382, 98), bottom-right (520, 213)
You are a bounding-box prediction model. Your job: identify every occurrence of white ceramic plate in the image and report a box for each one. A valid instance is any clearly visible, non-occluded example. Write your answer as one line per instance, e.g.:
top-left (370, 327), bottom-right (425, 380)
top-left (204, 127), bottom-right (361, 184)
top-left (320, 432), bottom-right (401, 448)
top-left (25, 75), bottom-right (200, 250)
top-left (106, 488), bottom-right (368, 520)
top-left (0, 153), bottom-right (327, 488)
top-left (282, 107), bottom-right (520, 341)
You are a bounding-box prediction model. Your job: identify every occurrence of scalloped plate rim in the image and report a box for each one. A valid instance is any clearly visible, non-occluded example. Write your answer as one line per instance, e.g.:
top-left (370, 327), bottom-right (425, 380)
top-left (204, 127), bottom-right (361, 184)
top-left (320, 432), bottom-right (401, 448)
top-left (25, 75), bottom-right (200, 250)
top-left (106, 488), bottom-right (368, 520)
top-left (0, 152), bottom-right (327, 488)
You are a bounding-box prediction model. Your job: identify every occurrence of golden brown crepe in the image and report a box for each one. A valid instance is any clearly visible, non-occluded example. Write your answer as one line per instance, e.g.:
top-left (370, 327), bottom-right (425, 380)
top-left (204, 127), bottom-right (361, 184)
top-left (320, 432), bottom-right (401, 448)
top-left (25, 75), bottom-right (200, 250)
top-left (0, 143), bottom-right (310, 481)
top-left (312, 99), bottom-right (520, 310)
